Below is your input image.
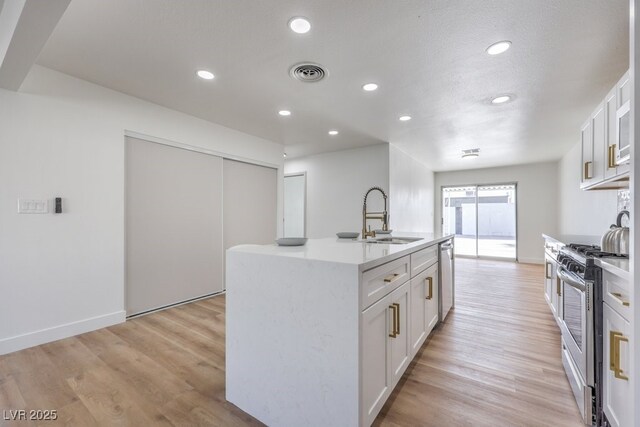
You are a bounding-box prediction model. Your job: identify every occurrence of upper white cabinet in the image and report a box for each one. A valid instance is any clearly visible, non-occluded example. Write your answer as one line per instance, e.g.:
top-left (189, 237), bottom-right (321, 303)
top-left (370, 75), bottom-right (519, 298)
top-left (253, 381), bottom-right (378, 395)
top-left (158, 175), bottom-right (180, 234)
top-left (581, 71), bottom-right (630, 190)
top-left (581, 120), bottom-right (594, 186)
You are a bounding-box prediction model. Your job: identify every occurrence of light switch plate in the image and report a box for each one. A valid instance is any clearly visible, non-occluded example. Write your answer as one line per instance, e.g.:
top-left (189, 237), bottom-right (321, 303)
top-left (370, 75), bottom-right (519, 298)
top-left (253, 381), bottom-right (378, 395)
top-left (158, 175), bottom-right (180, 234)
top-left (18, 199), bottom-right (49, 214)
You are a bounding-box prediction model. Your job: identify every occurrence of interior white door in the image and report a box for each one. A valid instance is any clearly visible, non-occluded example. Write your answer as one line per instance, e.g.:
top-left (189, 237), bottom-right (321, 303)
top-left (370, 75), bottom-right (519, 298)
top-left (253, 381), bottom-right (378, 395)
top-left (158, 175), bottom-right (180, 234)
top-left (223, 159), bottom-right (277, 278)
top-left (126, 137), bottom-right (223, 316)
top-left (284, 173), bottom-right (306, 237)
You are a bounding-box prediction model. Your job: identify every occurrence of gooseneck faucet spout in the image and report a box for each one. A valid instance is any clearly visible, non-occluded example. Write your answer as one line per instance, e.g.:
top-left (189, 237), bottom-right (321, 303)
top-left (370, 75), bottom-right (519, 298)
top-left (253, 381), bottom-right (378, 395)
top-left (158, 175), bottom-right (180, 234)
top-left (362, 186), bottom-right (389, 239)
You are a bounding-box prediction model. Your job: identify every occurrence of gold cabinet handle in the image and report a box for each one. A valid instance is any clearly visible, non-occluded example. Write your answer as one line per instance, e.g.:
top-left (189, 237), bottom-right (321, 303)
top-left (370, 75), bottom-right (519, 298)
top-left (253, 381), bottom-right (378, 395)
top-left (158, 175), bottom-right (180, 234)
top-left (611, 292), bottom-right (630, 307)
top-left (393, 303), bottom-right (400, 336)
top-left (545, 262), bottom-right (552, 279)
top-left (556, 277), bottom-right (561, 296)
top-left (384, 273), bottom-right (400, 283)
top-left (425, 277), bottom-right (433, 300)
top-left (608, 145), bottom-right (617, 169)
top-left (584, 161), bottom-right (593, 180)
top-left (609, 331), bottom-right (629, 381)
top-left (389, 304), bottom-right (398, 338)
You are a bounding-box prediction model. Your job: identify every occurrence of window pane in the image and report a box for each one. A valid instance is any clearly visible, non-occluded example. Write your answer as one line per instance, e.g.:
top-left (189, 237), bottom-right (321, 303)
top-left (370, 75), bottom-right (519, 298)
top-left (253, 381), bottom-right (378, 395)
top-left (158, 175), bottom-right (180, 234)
top-left (442, 186), bottom-right (477, 257)
top-left (476, 185), bottom-right (516, 259)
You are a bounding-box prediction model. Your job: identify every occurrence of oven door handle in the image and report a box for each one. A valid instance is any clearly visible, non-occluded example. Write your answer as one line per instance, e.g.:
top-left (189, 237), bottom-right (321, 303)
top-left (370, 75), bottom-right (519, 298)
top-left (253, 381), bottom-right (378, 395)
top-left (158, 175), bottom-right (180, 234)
top-left (557, 267), bottom-right (586, 292)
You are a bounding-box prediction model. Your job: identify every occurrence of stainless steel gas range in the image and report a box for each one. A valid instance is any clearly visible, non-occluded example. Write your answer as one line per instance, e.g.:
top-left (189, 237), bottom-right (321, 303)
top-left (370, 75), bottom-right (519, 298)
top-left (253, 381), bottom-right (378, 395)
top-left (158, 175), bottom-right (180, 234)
top-left (556, 244), bottom-right (628, 426)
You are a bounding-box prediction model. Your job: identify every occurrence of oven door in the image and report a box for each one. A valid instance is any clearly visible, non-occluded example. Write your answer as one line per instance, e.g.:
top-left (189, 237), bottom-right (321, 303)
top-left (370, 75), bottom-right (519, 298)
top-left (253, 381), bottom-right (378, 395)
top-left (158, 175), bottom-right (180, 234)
top-left (557, 267), bottom-right (592, 384)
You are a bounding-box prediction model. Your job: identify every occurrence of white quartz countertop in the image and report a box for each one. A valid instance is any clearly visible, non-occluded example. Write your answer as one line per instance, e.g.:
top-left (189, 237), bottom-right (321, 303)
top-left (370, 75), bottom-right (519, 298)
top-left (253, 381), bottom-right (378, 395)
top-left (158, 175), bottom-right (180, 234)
top-left (228, 232), bottom-right (454, 271)
top-left (542, 233), bottom-right (602, 246)
top-left (595, 258), bottom-right (630, 280)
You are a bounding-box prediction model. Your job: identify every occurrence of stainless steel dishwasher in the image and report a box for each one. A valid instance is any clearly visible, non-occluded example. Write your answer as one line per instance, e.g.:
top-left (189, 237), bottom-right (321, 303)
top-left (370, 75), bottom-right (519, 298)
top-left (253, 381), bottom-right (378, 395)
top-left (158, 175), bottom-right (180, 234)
top-left (439, 239), bottom-right (454, 321)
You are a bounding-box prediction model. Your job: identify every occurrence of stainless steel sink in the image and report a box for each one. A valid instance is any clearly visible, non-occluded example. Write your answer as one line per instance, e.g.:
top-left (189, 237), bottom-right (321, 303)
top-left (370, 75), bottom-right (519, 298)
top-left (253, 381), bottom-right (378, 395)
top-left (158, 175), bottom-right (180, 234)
top-left (365, 237), bottom-right (423, 245)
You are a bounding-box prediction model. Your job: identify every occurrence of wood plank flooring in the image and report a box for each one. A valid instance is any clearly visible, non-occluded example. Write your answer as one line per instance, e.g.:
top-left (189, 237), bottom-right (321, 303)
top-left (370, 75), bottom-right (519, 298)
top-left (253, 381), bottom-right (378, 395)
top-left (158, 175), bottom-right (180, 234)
top-left (0, 259), bottom-right (583, 426)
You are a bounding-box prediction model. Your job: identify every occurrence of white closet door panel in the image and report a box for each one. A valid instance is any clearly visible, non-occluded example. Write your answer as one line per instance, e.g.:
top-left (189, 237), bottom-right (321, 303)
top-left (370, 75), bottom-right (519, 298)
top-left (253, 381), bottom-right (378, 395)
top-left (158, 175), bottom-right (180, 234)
top-left (223, 159), bottom-right (277, 252)
top-left (126, 137), bottom-right (223, 316)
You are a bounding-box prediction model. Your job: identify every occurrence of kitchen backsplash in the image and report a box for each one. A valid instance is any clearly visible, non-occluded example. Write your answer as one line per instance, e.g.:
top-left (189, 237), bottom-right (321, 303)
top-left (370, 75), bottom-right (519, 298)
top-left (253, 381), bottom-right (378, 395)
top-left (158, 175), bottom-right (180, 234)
top-left (617, 189), bottom-right (631, 227)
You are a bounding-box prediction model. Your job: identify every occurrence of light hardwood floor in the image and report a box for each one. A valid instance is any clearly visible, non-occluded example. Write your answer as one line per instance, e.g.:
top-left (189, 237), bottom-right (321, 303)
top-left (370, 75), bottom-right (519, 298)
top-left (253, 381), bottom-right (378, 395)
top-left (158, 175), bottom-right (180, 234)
top-left (0, 259), bottom-right (582, 426)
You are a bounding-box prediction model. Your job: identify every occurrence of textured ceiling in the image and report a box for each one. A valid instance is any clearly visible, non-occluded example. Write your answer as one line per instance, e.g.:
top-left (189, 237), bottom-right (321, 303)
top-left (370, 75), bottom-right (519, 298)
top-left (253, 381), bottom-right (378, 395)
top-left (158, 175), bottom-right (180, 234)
top-left (37, 0), bottom-right (628, 171)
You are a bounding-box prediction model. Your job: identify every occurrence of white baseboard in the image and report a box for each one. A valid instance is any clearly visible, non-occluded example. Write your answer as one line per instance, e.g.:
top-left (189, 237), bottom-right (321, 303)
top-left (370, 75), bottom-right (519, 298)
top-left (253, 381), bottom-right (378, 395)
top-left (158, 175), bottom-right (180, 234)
top-left (518, 257), bottom-right (544, 265)
top-left (0, 310), bottom-right (126, 355)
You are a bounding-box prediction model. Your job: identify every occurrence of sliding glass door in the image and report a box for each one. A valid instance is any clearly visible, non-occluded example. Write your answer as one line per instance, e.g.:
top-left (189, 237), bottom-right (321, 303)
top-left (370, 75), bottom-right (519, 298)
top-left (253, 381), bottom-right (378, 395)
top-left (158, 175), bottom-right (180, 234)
top-left (442, 184), bottom-right (517, 260)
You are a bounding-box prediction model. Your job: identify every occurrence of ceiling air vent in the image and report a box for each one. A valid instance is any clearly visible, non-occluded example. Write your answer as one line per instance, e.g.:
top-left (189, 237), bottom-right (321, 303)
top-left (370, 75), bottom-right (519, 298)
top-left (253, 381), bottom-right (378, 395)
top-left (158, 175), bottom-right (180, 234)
top-left (461, 148), bottom-right (480, 158)
top-left (289, 62), bottom-right (328, 83)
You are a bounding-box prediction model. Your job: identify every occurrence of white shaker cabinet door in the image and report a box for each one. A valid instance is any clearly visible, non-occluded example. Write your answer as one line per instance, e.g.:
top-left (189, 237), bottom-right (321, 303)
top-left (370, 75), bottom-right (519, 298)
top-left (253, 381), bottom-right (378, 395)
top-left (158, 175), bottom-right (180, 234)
top-left (603, 302), bottom-right (632, 427)
top-left (389, 281), bottom-right (411, 387)
top-left (424, 263), bottom-right (439, 337)
top-left (361, 293), bottom-right (392, 426)
top-left (580, 120), bottom-right (594, 187)
top-left (409, 274), bottom-right (428, 357)
top-left (591, 103), bottom-right (606, 184)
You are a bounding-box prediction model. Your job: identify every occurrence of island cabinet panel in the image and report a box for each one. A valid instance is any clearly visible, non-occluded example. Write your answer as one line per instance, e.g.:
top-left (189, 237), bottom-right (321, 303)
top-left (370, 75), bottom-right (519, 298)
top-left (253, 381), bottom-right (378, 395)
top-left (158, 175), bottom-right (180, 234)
top-left (361, 280), bottom-right (411, 426)
top-left (389, 282), bottom-right (411, 386)
top-left (424, 264), bottom-right (439, 338)
top-left (410, 244), bottom-right (438, 276)
top-left (409, 274), bottom-right (428, 355)
top-left (361, 255), bottom-right (410, 310)
top-left (361, 294), bottom-right (393, 426)
top-left (410, 262), bottom-right (439, 357)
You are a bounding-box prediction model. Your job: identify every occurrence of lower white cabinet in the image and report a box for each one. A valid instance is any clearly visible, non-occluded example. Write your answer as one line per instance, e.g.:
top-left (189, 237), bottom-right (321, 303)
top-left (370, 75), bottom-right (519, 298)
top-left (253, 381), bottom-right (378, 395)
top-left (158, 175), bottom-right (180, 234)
top-left (603, 301), bottom-right (632, 427)
top-left (410, 262), bottom-right (439, 356)
top-left (361, 280), bottom-right (411, 426)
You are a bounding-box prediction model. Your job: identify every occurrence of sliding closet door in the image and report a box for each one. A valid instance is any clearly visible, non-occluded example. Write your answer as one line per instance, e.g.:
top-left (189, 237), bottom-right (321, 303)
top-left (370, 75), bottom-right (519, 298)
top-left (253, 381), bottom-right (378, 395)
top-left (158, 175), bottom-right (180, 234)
top-left (223, 159), bottom-right (277, 276)
top-left (126, 137), bottom-right (223, 316)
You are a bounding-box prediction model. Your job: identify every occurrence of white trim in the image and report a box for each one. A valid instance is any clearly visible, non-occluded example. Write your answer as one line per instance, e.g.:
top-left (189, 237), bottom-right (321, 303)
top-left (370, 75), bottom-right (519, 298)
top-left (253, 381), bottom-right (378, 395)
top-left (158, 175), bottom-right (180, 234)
top-left (124, 129), bottom-right (280, 170)
top-left (127, 291), bottom-right (224, 319)
top-left (518, 257), bottom-right (544, 265)
top-left (0, 310), bottom-right (126, 355)
top-left (284, 172), bottom-right (307, 238)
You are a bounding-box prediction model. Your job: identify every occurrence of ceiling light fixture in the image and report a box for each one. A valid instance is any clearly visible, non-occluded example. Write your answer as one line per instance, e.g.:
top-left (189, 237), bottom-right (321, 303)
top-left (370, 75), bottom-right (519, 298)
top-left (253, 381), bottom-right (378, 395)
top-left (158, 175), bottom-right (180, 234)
top-left (491, 95), bottom-right (512, 104)
top-left (462, 148), bottom-right (480, 158)
top-left (196, 70), bottom-right (215, 80)
top-left (399, 115), bottom-right (412, 122)
top-left (486, 40), bottom-right (512, 55)
top-left (284, 153), bottom-right (287, 158)
top-left (328, 130), bottom-right (339, 136)
top-left (362, 83), bottom-right (378, 92)
top-left (278, 110), bottom-right (292, 116)
top-left (288, 17), bottom-right (311, 34)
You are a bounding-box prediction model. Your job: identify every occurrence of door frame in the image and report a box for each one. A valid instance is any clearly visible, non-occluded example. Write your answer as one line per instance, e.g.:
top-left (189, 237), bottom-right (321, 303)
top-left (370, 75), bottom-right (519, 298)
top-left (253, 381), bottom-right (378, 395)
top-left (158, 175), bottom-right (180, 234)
top-left (440, 182), bottom-right (518, 261)
top-left (284, 172), bottom-right (307, 237)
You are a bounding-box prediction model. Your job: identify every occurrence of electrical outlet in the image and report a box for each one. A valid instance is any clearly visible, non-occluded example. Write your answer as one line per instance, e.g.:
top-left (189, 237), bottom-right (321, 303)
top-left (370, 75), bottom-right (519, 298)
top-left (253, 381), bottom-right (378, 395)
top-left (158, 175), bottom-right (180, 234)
top-left (17, 199), bottom-right (49, 214)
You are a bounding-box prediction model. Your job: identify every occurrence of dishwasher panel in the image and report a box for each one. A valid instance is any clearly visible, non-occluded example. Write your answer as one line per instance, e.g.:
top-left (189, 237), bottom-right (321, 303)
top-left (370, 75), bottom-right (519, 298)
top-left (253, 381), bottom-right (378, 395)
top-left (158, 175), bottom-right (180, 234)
top-left (439, 240), bottom-right (454, 321)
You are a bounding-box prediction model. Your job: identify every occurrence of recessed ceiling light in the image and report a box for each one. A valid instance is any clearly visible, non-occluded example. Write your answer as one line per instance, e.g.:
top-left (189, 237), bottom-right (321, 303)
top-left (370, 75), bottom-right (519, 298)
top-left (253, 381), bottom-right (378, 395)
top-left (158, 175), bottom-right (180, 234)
top-left (462, 148), bottom-right (480, 158)
top-left (278, 110), bottom-right (292, 116)
top-left (328, 130), bottom-right (339, 136)
top-left (288, 17), bottom-right (311, 34)
top-left (196, 70), bottom-right (215, 80)
top-left (399, 115), bottom-right (412, 122)
top-left (491, 95), bottom-right (512, 104)
top-left (486, 41), bottom-right (512, 55)
top-left (362, 83), bottom-right (378, 92)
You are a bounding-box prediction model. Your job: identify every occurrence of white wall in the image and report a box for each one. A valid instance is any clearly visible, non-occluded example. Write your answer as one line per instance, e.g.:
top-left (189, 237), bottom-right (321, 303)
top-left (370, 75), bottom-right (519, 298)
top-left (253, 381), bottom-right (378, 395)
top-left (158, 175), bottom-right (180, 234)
top-left (284, 145), bottom-right (389, 238)
top-left (388, 145), bottom-right (435, 233)
top-left (558, 141), bottom-right (618, 235)
top-left (434, 162), bottom-right (558, 264)
top-left (0, 65), bottom-right (283, 354)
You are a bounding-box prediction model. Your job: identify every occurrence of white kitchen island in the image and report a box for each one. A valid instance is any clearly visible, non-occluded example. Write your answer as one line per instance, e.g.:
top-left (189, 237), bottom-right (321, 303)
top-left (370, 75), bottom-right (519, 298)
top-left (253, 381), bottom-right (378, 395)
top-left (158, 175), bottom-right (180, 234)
top-left (225, 233), bottom-right (454, 427)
